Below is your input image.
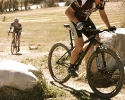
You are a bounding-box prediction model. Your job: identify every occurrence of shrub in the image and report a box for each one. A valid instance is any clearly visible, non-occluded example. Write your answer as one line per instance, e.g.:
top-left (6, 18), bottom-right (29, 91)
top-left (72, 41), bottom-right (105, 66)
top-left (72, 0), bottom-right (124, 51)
top-left (46, 0), bottom-right (54, 7)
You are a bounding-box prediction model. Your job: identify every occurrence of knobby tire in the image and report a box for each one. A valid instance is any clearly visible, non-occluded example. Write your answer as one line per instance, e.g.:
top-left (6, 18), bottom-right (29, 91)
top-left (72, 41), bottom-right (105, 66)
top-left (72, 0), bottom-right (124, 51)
top-left (11, 38), bottom-right (18, 55)
top-left (87, 47), bottom-right (124, 98)
top-left (48, 43), bottom-right (71, 83)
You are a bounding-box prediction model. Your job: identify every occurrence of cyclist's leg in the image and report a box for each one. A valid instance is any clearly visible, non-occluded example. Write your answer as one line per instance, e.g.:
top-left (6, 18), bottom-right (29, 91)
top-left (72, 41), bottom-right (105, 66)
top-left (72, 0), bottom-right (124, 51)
top-left (17, 32), bottom-right (21, 51)
top-left (70, 37), bottom-right (84, 64)
top-left (68, 20), bottom-right (84, 78)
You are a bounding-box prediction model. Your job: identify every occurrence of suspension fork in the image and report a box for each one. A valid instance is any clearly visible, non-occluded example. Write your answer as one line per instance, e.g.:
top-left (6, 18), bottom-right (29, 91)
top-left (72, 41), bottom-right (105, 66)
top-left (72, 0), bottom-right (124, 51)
top-left (101, 52), bottom-right (106, 68)
top-left (94, 44), bottom-right (106, 73)
top-left (93, 39), bottom-right (103, 72)
top-left (95, 48), bottom-right (101, 71)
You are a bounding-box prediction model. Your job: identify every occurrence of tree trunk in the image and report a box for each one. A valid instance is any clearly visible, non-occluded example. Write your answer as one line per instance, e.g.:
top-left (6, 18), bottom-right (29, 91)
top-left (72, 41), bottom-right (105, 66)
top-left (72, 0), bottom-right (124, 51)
top-left (0, 0), bottom-right (4, 12)
top-left (24, 0), bottom-right (28, 10)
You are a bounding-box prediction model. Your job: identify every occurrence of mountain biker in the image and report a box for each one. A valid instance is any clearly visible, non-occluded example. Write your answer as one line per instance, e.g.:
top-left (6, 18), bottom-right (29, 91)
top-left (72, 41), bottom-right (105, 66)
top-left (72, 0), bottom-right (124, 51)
top-left (65, 0), bottom-right (116, 78)
top-left (8, 18), bottom-right (22, 52)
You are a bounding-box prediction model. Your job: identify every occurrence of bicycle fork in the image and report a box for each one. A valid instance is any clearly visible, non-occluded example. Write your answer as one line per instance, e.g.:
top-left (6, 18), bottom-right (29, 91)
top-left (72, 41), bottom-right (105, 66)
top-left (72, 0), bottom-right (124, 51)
top-left (93, 37), bottom-right (106, 72)
top-left (94, 46), bottom-right (106, 72)
top-left (12, 36), bottom-right (18, 48)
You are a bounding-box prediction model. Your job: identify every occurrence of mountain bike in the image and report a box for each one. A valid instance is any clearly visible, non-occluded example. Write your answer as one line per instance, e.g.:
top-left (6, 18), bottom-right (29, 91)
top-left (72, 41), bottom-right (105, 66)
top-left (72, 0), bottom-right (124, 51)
top-left (48, 24), bottom-right (124, 98)
top-left (8, 31), bottom-right (20, 55)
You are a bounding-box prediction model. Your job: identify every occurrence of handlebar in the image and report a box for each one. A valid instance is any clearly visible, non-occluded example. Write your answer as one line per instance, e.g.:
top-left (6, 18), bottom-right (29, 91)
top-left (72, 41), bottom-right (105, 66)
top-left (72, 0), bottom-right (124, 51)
top-left (7, 31), bottom-right (13, 36)
top-left (82, 27), bottom-right (108, 33)
top-left (7, 30), bottom-right (22, 36)
top-left (82, 26), bottom-right (116, 35)
top-left (64, 24), bottom-right (116, 35)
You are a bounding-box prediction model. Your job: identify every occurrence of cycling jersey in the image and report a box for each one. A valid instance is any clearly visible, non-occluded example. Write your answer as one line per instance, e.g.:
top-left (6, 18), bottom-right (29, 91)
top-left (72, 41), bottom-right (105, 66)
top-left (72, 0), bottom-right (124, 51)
top-left (71, 0), bottom-right (95, 22)
top-left (70, 0), bottom-right (105, 38)
top-left (10, 22), bottom-right (22, 33)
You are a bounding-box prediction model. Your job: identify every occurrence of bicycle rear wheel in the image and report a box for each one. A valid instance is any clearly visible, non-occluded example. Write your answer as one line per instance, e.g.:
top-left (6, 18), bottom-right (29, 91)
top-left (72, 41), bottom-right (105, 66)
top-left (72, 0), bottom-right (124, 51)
top-left (11, 38), bottom-right (18, 55)
top-left (87, 47), bottom-right (124, 98)
top-left (48, 43), bottom-right (71, 83)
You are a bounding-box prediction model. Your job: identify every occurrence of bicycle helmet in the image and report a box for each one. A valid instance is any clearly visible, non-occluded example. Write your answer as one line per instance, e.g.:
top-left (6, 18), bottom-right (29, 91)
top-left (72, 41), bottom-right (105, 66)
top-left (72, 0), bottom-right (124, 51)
top-left (14, 18), bottom-right (19, 22)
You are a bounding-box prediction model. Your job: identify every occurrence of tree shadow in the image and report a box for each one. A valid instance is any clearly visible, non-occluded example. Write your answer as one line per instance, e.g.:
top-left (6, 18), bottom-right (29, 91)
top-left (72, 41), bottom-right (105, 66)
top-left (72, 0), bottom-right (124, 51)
top-left (50, 81), bottom-right (111, 100)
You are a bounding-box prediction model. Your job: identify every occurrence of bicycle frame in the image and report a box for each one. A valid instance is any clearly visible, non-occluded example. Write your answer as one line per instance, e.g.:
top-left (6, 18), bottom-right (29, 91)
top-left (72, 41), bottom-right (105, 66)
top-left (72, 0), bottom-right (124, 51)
top-left (64, 24), bottom-right (104, 71)
top-left (48, 24), bottom-right (124, 98)
top-left (8, 31), bottom-right (20, 54)
top-left (8, 31), bottom-right (19, 40)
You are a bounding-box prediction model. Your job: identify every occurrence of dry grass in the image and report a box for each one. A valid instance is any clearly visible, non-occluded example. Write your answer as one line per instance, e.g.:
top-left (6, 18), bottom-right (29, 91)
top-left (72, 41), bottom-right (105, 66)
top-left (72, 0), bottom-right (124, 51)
top-left (0, 2), bottom-right (124, 52)
top-left (0, 2), bottom-right (124, 99)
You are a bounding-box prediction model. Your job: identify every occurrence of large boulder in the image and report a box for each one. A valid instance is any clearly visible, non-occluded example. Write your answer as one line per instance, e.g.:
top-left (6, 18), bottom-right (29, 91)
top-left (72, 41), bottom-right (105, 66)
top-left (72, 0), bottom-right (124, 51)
top-left (99, 28), bottom-right (125, 65)
top-left (0, 60), bottom-right (38, 90)
top-left (84, 28), bottom-right (125, 73)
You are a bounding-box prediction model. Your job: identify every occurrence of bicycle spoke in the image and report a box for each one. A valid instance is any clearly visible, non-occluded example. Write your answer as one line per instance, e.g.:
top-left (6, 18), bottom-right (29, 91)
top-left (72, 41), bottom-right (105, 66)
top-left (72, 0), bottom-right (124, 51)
top-left (48, 43), bottom-right (71, 83)
top-left (51, 46), bottom-right (70, 77)
top-left (87, 47), bottom-right (124, 98)
top-left (11, 38), bottom-right (17, 55)
top-left (90, 53), bottom-right (120, 90)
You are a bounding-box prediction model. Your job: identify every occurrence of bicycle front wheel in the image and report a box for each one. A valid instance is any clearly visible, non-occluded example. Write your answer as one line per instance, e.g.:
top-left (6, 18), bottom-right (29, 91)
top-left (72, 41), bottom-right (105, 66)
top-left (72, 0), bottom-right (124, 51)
top-left (11, 38), bottom-right (18, 55)
top-left (48, 43), bottom-right (71, 83)
top-left (87, 47), bottom-right (124, 98)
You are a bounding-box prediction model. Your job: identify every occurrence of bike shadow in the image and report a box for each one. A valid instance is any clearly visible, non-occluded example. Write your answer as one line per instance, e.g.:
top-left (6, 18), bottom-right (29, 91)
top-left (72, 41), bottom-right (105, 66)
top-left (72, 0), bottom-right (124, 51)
top-left (8, 53), bottom-right (22, 55)
top-left (15, 53), bottom-right (22, 55)
top-left (50, 81), bottom-right (111, 100)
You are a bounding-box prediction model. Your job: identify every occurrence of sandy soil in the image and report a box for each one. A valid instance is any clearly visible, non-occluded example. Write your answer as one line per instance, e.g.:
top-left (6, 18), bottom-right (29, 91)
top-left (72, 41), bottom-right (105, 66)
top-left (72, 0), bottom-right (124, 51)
top-left (0, 43), bottom-right (124, 100)
top-left (0, 2), bottom-right (125, 99)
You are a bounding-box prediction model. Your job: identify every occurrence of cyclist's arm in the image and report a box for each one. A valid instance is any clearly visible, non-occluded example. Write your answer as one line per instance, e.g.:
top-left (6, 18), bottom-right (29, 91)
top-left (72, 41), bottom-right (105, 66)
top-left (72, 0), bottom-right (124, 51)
top-left (99, 10), bottom-right (110, 28)
top-left (9, 23), bottom-right (13, 30)
top-left (95, 0), bottom-right (111, 28)
top-left (19, 24), bottom-right (22, 31)
top-left (65, 6), bottom-right (79, 24)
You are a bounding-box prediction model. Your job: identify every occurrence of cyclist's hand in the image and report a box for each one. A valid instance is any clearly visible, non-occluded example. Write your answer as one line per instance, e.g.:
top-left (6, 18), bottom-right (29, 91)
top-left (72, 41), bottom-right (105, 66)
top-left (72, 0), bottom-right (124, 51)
top-left (8, 29), bottom-right (10, 33)
top-left (108, 26), bottom-right (116, 32)
top-left (76, 22), bottom-right (84, 30)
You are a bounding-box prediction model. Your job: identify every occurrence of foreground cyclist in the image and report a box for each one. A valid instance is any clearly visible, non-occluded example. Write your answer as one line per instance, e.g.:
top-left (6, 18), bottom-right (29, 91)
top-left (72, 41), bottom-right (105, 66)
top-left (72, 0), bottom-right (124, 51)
top-left (65, 0), bottom-right (116, 78)
top-left (8, 18), bottom-right (22, 52)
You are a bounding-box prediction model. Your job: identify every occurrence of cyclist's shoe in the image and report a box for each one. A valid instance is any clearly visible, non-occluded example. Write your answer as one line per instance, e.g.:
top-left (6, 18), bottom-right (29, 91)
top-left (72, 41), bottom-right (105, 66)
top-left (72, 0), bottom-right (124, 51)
top-left (68, 67), bottom-right (78, 78)
top-left (18, 47), bottom-right (20, 52)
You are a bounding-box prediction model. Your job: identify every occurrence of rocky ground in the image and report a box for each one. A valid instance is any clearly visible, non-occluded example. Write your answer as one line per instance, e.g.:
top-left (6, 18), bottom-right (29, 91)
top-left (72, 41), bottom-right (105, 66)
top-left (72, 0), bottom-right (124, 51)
top-left (0, 44), bottom-right (125, 100)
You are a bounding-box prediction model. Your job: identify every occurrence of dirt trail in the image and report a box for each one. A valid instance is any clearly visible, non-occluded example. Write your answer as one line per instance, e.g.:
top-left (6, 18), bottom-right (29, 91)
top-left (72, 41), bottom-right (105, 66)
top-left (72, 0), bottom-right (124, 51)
top-left (42, 67), bottom-right (125, 100)
top-left (0, 42), bottom-right (125, 100)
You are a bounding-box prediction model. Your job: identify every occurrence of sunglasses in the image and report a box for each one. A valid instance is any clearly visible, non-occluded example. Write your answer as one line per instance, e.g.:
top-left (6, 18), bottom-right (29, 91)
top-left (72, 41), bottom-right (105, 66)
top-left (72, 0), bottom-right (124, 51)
top-left (15, 21), bottom-right (18, 22)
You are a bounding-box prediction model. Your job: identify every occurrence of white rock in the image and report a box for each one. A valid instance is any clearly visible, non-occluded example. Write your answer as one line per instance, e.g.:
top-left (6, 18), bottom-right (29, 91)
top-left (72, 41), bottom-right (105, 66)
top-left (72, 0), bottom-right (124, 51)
top-left (0, 60), bottom-right (38, 90)
top-left (84, 28), bottom-right (125, 73)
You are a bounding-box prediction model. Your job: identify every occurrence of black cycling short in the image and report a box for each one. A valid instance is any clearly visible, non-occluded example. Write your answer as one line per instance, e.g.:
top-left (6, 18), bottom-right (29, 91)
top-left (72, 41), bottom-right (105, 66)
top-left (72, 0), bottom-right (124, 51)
top-left (70, 18), bottom-right (96, 38)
